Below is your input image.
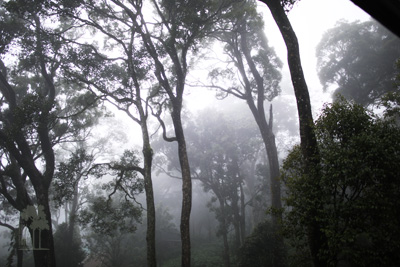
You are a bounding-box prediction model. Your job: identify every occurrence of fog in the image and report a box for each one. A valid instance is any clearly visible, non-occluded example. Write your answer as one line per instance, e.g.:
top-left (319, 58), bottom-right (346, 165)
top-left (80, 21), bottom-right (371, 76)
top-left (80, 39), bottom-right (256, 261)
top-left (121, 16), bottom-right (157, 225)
top-left (1, 0), bottom-right (399, 266)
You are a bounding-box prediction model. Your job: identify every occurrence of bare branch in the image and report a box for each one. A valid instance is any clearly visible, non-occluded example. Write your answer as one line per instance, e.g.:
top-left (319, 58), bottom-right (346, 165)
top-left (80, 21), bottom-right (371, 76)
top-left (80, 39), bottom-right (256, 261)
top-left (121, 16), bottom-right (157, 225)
top-left (149, 103), bottom-right (177, 142)
top-left (0, 221), bottom-right (16, 231)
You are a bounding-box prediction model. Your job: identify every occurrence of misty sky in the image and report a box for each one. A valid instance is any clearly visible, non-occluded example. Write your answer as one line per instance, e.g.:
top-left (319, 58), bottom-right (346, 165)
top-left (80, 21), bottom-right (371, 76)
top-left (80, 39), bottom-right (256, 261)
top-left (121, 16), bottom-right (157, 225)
top-left (261, 0), bottom-right (370, 111)
top-left (104, 0), bottom-right (372, 152)
top-left (185, 0), bottom-right (371, 114)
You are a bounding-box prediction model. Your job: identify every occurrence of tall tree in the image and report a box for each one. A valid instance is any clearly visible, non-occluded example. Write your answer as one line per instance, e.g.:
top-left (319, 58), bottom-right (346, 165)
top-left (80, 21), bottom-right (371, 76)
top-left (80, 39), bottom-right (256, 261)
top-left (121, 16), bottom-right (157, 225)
top-left (187, 111), bottom-right (251, 267)
top-left (55, 1), bottom-right (236, 265)
top-left (53, 222), bottom-right (86, 267)
top-left (258, 0), bottom-right (325, 266)
top-left (104, 1), bottom-right (234, 265)
top-left (282, 98), bottom-right (400, 266)
top-left (79, 193), bottom-right (143, 267)
top-left (316, 19), bottom-right (400, 106)
top-left (207, 0), bottom-right (283, 229)
top-left (60, 1), bottom-right (159, 264)
top-left (52, 147), bottom-right (95, 267)
top-left (155, 109), bottom-right (266, 266)
top-left (0, 2), bottom-right (100, 266)
top-left (76, 149), bottom-right (145, 266)
top-left (0, 13), bottom-right (56, 267)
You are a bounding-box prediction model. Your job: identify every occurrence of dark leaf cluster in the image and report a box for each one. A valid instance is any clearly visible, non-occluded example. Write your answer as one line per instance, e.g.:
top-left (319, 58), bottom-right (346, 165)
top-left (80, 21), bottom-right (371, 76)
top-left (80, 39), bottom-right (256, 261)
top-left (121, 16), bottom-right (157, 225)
top-left (53, 222), bottom-right (86, 267)
top-left (52, 148), bottom-right (94, 207)
top-left (78, 195), bottom-right (142, 236)
top-left (316, 19), bottom-right (400, 106)
top-left (282, 97), bottom-right (400, 266)
top-left (4, 0), bottom-right (83, 17)
top-left (238, 220), bottom-right (286, 267)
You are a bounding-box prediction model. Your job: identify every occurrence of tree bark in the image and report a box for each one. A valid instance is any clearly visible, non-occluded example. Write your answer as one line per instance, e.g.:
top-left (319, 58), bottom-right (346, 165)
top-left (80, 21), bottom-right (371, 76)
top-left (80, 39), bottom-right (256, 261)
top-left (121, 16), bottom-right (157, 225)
top-left (238, 26), bottom-right (282, 225)
top-left (239, 183), bottom-right (246, 241)
top-left (62, 183), bottom-right (80, 267)
top-left (231, 23), bottom-right (286, 265)
top-left (263, 108), bottom-right (282, 226)
top-left (141, 123), bottom-right (157, 267)
top-left (259, 1), bottom-right (326, 266)
top-left (128, 37), bottom-right (157, 264)
top-left (231, 192), bottom-right (242, 250)
top-left (132, 2), bottom-right (197, 265)
top-left (217, 195), bottom-right (231, 267)
top-left (17, 217), bottom-right (24, 267)
top-left (260, 0), bottom-right (318, 164)
top-left (171, 106), bottom-right (192, 267)
top-left (229, 156), bottom-right (243, 250)
top-left (31, 191), bottom-right (56, 267)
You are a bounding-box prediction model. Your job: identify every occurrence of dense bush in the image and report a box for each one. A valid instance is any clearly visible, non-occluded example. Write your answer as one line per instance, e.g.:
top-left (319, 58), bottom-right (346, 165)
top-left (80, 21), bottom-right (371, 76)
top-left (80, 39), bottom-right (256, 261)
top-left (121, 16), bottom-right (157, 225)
top-left (282, 98), bottom-right (400, 266)
top-left (238, 221), bottom-right (286, 267)
top-left (53, 223), bottom-right (86, 267)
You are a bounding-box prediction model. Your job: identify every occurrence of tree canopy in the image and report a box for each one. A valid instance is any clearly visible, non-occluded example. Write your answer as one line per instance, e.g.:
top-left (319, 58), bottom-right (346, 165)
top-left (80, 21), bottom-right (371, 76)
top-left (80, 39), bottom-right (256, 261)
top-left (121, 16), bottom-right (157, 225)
top-left (282, 98), bottom-right (400, 266)
top-left (3, 1), bottom-right (399, 267)
top-left (316, 19), bottom-right (400, 106)
top-left (0, 2), bottom-right (102, 265)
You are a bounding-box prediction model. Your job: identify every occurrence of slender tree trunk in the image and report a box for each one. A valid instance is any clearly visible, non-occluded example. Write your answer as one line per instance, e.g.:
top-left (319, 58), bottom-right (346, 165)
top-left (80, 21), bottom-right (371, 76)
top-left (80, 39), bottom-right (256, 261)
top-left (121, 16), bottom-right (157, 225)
top-left (229, 156), bottom-right (242, 250)
top-left (262, 129), bottom-right (281, 220)
top-left (64, 204), bottom-right (68, 225)
top-left (178, 138), bottom-right (191, 267)
top-left (261, 0), bottom-right (318, 160)
top-left (240, 26), bottom-right (286, 264)
top-left (141, 123), bottom-right (157, 267)
top-left (239, 183), bottom-right (246, 240)
top-left (67, 185), bottom-right (79, 234)
top-left (171, 106), bottom-right (192, 267)
top-left (239, 28), bottom-right (283, 226)
top-left (129, 20), bottom-right (158, 266)
top-left (218, 197), bottom-right (231, 267)
top-left (260, 1), bottom-right (326, 266)
top-left (136, 6), bottom-right (192, 263)
top-left (244, 160), bottom-right (257, 230)
top-left (232, 196), bottom-right (241, 250)
top-left (262, 116), bottom-right (282, 226)
top-left (257, 117), bottom-right (286, 267)
top-left (63, 183), bottom-right (80, 267)
top-left (16, 246), bottom-right (23, 267)
top-left (14, 215), bottom-right (25, 267)
top-left (246, 102), bottom-right (282, 224)
top-left (134, 3), bottom-right (193, 264)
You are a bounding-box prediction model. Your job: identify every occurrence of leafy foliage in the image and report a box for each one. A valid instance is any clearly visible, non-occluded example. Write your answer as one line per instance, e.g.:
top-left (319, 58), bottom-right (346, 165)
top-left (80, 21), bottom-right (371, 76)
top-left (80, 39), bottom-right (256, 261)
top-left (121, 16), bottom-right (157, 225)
top-left (84, 230), bottom-right (135, 267)
top-left (280, 0), bottom-right (301, 12)
top-left (0, 1), bottom-right (25, 54)
top-left (154, 205), bottom-right (180, 264)
top-left (79, 194), bottom-right (141, 236)
top-left (381, 94), bottom-right (400, 123)
top-left (209, 0), bottom-right (282, 102)
top-left (185, 110), bottom-right (258, 226)
top-left (93, 150), bottom-right (145, 201)
top-left (282, 98), bottom-right (400, 266)
top-left (79, 193), bottom-right (142, 267)
top-left (0, 2), bottom-right (106, 265)
top-left (238, 221), bottom-right (287, 267)
top-left (4, 0), bottom-right (82, 16)
top-left (316, 19), bottom-right (400, 106)
top-left (162, 241), bottom-right (225, 267)
top-left (53, 223), bottom-right (86, 267)
top-left (52, 148), bottom-right (94, 207)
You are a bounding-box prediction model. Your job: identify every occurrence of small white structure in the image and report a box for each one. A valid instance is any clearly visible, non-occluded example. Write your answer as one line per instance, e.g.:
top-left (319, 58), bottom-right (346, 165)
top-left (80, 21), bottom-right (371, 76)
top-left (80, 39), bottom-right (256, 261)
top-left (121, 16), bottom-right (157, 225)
top-left (19, 205), bottom-right (50, 250)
